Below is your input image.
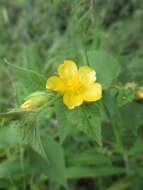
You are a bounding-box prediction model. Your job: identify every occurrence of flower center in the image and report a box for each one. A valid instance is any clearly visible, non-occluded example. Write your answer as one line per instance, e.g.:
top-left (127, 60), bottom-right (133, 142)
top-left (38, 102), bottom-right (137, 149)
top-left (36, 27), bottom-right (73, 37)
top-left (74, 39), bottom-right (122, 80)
top-left (66, 78), bottom-right (80, 91)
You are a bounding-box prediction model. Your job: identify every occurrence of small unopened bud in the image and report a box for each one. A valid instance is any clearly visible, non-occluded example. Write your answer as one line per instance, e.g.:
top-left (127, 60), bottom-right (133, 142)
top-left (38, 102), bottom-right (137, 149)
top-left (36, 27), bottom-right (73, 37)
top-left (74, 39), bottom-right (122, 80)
top-left (136, 88), bottom-right (143, 100)
top-left (20, 91), bottom-right (49, 110)
top-left (124, 82), bottom-right (137, 90)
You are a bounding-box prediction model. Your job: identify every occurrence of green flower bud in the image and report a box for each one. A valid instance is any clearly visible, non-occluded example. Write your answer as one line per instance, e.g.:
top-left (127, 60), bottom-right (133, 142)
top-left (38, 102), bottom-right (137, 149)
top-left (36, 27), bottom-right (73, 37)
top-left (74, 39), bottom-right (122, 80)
top-left (20, 91), bottom-right (49, 110)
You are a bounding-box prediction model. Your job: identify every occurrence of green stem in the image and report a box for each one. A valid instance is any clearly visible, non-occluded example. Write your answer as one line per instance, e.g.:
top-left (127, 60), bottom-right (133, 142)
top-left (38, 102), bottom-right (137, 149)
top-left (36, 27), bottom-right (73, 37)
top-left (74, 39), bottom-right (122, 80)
top-left (2, 58), bottom-right (46, 80)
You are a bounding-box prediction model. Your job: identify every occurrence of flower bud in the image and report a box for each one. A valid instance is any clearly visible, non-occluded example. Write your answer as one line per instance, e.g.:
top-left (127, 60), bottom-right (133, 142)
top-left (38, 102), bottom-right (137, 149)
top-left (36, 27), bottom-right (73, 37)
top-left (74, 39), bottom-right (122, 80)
top-left (124, 82), bottom-right (137, 90)
top-left (136, 88), bottom-right (143, 100)
top-left (20, 91), bottom-right (49, 110)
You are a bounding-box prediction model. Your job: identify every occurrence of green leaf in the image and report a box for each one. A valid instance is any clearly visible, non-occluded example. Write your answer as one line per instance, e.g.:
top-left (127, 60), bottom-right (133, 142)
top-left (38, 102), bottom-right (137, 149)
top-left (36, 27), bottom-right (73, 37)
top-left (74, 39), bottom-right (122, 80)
top-left (103, 89), bottom-right (119, 117)
top-left (0, 179), bottom-right (16, 189)
top-left (65, 166), bottom-right (125, 179)
top-left (117, 102), bottom-right (143, 135)
top-left (0, 141), bottom-right (67, 187)
top-left (128, 138), bottom-right (143, 156)
top-left (127, 58), bottom-right (143, 85)
top-left (0, 158), bottom-right (29, 179)
top-left (41, 136), bottom-right (67, 188)
top-left (55, 100), bottom-right (73, 143)
top-left (0, 148), bottom-right (46, 180)
top-left (116, 88), bottom-right (135, 107)
top-left (0, 124), bottom-right (22, 149)
top-left (67, 153), bottom-right (120, 166)
top-left (55, 100), bottom-right (102, 145)
top-left (82, 103), bottom-right (102, 146)
top-left (0, 133), bottom-right (67, 187)
top-left (87, 51), bottom-right (121, 88)
top-left (106, 178), bottom-right (131, 190)
top-left (2, 59), bottom-right (46, 101)
top-left (26, 146), bottom-right (50, 174)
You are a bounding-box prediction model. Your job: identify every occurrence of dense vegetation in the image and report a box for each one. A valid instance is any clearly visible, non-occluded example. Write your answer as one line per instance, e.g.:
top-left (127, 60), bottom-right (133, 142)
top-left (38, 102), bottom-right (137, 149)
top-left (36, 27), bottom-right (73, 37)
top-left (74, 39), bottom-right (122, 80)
top-left (0, 0), bottom-right (143, 189)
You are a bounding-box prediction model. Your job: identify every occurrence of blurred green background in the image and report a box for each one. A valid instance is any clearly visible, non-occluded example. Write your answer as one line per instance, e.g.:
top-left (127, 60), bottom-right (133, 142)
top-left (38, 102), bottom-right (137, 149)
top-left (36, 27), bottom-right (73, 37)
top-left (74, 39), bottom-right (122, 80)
top-left (0, 0), bottom-right (143, 189)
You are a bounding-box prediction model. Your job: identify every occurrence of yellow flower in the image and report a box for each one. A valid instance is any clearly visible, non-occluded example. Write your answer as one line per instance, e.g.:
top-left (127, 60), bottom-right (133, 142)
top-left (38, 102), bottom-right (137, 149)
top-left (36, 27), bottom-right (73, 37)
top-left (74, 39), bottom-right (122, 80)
top-left (46, 60), bottom-right (102, 109)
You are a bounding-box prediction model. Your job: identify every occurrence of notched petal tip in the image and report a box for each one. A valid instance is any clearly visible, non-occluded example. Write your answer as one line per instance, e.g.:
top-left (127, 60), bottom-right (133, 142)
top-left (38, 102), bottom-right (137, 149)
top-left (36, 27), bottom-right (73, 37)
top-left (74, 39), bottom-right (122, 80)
top-left (79, 65), bottom-right (96, 85)
top-left (64, 60), bottom-right (76, 64)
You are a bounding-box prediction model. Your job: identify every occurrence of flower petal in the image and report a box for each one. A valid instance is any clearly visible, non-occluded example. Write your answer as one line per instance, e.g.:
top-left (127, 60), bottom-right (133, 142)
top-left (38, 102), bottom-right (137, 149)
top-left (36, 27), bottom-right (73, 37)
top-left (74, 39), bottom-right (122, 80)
top-left (58, 60), bottom-right (78, 79)
top-left (63, 92), bottom-right (83, 109)
top-left (20, 100), bottom-right (34, 109)
top-left (83, 82), bottom-right (102, 102)
top-left (46, 76), bottom-right (65, 92)
top-left (79, 66), bottom-right (96, 85)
